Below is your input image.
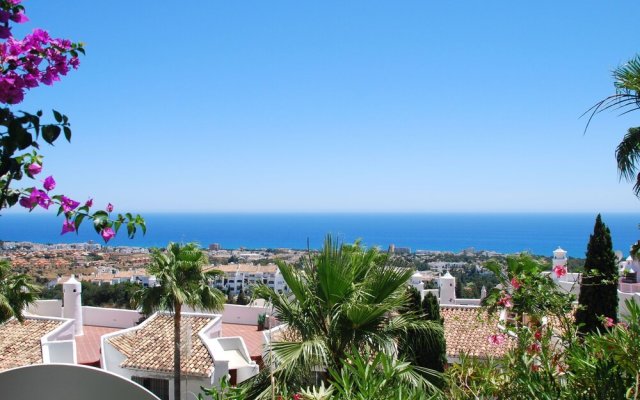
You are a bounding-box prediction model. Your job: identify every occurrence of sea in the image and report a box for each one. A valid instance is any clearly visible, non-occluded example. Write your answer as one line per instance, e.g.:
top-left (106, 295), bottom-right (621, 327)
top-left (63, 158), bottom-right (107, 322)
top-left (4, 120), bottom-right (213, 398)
top-left (0, 212), bottom-right (639, 257)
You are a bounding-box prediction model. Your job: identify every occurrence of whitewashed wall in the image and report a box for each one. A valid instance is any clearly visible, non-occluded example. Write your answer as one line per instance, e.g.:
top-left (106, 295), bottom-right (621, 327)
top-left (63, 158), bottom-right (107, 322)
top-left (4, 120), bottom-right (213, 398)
top-left (27, 299), bottom-right (62, 317)
top-left (83, 306), bottom-right (142, 328)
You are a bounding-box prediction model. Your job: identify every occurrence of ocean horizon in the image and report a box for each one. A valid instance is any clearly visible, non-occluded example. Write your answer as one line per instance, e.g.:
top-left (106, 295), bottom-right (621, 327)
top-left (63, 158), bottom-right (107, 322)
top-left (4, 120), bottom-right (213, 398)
top-left (1, 212), bottom-right (639, 257)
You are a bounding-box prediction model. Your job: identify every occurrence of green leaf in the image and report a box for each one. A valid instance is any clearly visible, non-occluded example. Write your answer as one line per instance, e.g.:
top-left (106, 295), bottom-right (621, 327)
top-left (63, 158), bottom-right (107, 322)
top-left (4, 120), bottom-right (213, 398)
top-left (74, 214), bottom-right (85, 232)
top-left (52, 110), bottom-right (62, 123)
top-left (114, 220), bottom-right (122, 234)
top-left (63, 126), bottom-right (71, 142)
top-left (42, 125), bottom-right (61, 145)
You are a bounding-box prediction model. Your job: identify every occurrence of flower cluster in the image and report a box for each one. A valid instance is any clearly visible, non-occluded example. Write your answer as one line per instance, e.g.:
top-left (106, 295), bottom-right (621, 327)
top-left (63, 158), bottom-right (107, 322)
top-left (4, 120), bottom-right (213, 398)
top-left (17, 159), bottom-right (123, 243)
top-left (0, 1), bottom-right (83, 104)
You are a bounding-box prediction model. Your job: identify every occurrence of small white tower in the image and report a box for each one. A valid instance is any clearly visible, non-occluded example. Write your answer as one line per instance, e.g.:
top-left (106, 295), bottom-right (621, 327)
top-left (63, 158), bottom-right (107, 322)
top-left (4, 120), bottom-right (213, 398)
top-left (439, 271), bottom-right (456, 305)
top-left (480, 285), bottom-right (487, 300)
top-left (410, 272), bottom-right (425, 297)
top-left (63, 275), bottom-right (83, 336)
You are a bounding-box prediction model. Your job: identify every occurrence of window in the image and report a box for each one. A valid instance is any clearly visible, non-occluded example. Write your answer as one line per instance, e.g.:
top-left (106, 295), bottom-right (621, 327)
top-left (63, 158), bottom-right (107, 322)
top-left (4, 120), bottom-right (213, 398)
top-left (132, 376), bottom-right (169, 400)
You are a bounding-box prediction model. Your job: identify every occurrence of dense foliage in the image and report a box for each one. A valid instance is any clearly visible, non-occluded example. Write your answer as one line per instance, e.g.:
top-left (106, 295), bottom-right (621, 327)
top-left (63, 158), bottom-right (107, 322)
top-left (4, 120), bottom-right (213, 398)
top-left (576, 214), bottom-right (619, 334)
top-left (399, 288), bottom-right (447, 375)
top-left (0, 259), bottom-right (38, 322)
top-left (41, 281), bottom-right (138, 309)
top-left (246, 236), bottom-right (443, 398)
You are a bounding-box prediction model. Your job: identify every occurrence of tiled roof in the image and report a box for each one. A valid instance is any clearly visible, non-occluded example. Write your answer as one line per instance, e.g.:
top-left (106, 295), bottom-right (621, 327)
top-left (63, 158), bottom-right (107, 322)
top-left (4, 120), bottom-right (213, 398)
top-left (0, 318), bottom-right (64, 371)
top-left (108, 314), bottom-right (215, 377)
top-left (441, 306), bottom-right (513, 359)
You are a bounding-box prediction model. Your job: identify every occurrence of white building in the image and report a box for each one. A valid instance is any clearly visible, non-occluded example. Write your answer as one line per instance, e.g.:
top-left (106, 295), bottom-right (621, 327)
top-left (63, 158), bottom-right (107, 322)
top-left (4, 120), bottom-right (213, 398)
top-left (210, 264), bottom-right (288, 295)
top-left (101, 312), bottom-right (258, 400)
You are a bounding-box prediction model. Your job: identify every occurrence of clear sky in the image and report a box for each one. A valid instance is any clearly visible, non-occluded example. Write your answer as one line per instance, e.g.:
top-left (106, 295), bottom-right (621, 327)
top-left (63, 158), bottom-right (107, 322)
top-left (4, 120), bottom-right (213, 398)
top-left (10, 1), bottom-right (640, 213)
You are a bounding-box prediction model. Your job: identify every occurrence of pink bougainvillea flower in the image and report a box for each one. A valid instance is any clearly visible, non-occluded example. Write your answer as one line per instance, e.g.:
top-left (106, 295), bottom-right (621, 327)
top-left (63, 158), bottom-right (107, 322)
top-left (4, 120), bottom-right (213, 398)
top-left (61, 219), bottom-right (75, 235)
top-left (292, 395), bottom-right (302, 400)
top-left (27, 163), bottom-right (41, 175)
top-left (510, 277), bottom-right (521, 290)
top-left (0, 26), bottom-right (12, 39)
top-left (10, 11), bottom-right (29, 23)
top-left (43, 175), bottom-right (55, 191)
top-left (531, 364), bottom-right (540, 372)
top-left (488, 334), bottom-right (506, 345)
top-left (100, 227), bottom-right (115, 243)
top-left (553, 265), bottom-right (567, 278)
top-left (617, 321), bottom-right (629, 330)
top-left (498, 293), bottom-right (513, 308)
top-left (84, 198), bottom-right (93, 208)
top-left (19, 196), bottom-right (34, 209)
top-left (604, 317), bottom-right (615, 328)
top-left (106, 203), bottom-right (113, 213)
top-left (60, 195), bottom-right (80, 212)
top-left (35, 190), bottom-right (52, 209)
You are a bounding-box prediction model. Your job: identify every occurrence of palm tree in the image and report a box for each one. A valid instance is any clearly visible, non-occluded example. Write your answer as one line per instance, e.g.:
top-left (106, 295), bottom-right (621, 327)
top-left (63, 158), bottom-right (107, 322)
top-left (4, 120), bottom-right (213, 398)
top-left (0, 259), bottom-right (40, 323)
top-left (585, 55), bottom-right (640, 195)
top-left (132, 242), bottom-right (225, 400)
top-left (251, 236), bottom-right (443, 396)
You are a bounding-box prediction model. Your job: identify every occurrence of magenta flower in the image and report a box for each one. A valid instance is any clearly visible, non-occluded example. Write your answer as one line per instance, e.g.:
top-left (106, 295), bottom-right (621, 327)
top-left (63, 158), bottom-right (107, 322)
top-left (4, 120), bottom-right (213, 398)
top-left (35, 190), bottom-right (52, 209)
top-left (604, 317), bottom-right (615, 328)
top-left (43, 175), bottom-right (55, 191)
top-left (27, 163), bottom-right (41, 175)
top-left (0, 26), bottom-right (12, 39)
top-left (10, 11), bottom-right (28, 24)
top-left (61, 219), bottom-right (75, 235)
top-left (553, 265), bottom-right (567, 278)
top-left (488, 334), bottom-right (506, 346)
top-left (60, 195), bottom-right (80, 212)
top-left (106, 203), bottom-right (113, 213)
top-left (100, 227), bottom-right (115, 243)
top-left (84, 198), bottom-right (93, 208)
top-left (19, 196), bottom-right (34, 209)
top-left (510, 277), bottom-right (521, 290)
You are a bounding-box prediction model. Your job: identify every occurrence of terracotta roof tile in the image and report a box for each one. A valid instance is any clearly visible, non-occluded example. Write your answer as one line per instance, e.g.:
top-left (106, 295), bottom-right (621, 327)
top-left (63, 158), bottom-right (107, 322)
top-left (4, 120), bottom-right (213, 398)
top-left (0, 318), bottom-right (64, 371)
top-left (441, 306), bottom-right (513, 359)
top-left (108, 314), bottom-right (215, 377)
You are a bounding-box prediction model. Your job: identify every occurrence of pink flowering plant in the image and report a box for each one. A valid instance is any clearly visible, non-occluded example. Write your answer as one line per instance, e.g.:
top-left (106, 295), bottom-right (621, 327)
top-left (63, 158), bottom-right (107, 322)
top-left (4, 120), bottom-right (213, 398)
top-left (446, 254), bottom-right (588, 399)
top-left (0, 1), bottom-right (144, 243)
top-left (483, 253), bottom-right (575, 324)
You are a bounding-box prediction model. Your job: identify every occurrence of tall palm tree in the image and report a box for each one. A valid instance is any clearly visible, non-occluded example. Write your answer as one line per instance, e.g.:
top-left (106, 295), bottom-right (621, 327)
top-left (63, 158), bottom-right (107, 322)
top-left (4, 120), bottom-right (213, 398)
top-left (251, 236), bottom-right (443, 396)
top-left (585, 55), bottom-right (640, 195)
top-left (0, 259), bottom-right (40, 323)
top-left (132, 242), bottom-right (225, 400)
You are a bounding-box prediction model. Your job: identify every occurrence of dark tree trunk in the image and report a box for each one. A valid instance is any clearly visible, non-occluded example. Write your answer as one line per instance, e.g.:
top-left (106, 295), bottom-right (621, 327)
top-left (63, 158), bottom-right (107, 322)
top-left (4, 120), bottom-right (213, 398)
top-left (174, 302), bottom-right (181, 400)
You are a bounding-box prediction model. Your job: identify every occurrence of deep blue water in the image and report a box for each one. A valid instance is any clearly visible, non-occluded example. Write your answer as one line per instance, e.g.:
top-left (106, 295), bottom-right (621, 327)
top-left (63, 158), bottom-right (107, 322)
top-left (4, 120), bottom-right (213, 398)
top-left (0, 213), bottom-right (639, 257)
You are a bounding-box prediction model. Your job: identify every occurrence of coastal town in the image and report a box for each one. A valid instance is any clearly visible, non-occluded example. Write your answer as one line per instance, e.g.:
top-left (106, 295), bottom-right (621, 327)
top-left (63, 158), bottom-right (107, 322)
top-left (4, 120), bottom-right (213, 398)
top-left (0, 240), bottom-right (543, 292)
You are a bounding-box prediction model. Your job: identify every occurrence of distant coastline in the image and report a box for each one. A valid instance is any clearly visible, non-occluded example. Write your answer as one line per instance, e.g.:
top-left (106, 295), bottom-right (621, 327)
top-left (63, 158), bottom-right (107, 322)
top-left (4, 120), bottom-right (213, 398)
top-left (0, 212), bottom-right (638, 257)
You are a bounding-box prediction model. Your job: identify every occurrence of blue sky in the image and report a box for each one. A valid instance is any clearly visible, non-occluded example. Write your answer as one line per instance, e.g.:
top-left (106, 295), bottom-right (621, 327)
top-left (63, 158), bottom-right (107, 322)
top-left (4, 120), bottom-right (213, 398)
top-left (10, 1), bottom-right (640, 213)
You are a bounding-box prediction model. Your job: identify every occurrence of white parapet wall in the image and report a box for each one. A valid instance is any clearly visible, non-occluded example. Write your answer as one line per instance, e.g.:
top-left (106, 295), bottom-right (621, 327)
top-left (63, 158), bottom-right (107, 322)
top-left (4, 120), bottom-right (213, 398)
top-left (38, 316), bottom-right (76, 365)
top-left (26, 299), bottom-right (63, 318)
top-left (183, 303), bottom-right (271, 326)
top-left (82, 307), bottom-right (142, 329)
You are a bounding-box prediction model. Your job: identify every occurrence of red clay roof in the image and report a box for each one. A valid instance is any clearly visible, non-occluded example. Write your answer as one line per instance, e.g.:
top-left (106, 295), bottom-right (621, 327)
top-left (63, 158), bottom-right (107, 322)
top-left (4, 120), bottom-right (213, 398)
top-left (0, 318), bottom-right (64, 371)
top-left (441, 306), bottom-right (513, 359)
top-left (108, 314), bottom-right (215, 377)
